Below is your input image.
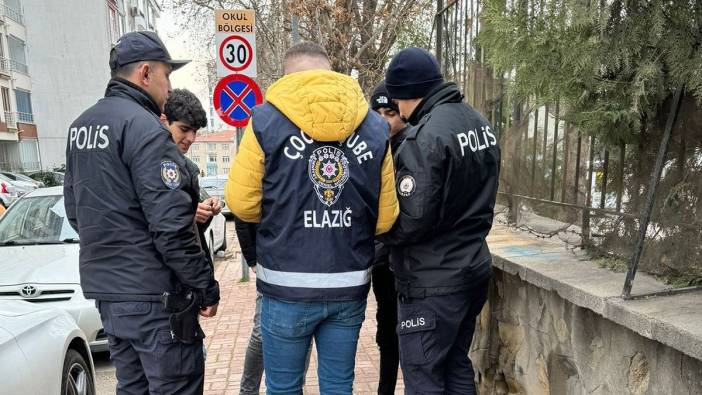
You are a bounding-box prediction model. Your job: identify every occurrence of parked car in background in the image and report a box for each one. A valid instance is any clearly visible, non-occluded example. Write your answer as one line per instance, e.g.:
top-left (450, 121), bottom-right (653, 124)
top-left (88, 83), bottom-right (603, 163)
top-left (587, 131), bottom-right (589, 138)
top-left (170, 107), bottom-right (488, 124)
top-left (0, 173), bottom-right (18, 209)
top-left (0, 300), bottom-right (95, 395)
top-left (27, 170), bottom-right (65, 187)
top-left (1, 171), bottom-right (44, 188)
top-left (200, 175), bottom-right (231, 217)
top-left (200, 188), bottom-right (227, 261)
top-left (0, 186), bottom-right (226, 355)
top-left (0, 171), bottom-right (41, 196)
top-left (0, 187), bottom-right (105, 352)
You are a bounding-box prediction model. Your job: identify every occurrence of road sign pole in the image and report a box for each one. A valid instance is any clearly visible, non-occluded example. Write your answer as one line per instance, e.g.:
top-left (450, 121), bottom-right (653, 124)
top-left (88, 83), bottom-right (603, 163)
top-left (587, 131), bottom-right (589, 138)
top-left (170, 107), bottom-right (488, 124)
top-left (235, 124), bottom-right (247, 281)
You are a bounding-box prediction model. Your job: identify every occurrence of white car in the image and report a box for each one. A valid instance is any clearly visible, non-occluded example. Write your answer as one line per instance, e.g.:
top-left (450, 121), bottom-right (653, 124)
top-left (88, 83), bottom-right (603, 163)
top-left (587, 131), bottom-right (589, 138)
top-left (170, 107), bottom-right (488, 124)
top-left (0, 300), bottom-right (95, 395)
top-left (0, 186), bottom-right (226, 353)
top-left (0, 171), bottom-right (43, 195)
top-left (200, 188), bottom-right (228, 260)
top-left (200, 175), bottom-right (231, 217)
top-left (0, 173), bottom-right (18, 208)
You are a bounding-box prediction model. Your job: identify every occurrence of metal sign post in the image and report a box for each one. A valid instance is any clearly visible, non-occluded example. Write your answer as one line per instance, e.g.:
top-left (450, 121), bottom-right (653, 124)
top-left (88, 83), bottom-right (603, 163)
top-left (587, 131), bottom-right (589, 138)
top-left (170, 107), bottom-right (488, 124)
top-left (215, 9), bottom-right (260, 281)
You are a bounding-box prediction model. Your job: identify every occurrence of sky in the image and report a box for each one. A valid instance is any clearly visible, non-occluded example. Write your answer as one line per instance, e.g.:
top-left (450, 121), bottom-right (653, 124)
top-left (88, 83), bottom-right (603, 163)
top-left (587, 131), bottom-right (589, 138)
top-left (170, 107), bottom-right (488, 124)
top-left (157, 9), bottom-right (225, 131)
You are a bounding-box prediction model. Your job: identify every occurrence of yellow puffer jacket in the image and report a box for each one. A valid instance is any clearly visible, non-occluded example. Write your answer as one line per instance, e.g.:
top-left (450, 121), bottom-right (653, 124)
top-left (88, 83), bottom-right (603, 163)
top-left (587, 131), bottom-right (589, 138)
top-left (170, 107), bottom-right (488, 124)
top-left (225, 69), bottom-right (399, 234)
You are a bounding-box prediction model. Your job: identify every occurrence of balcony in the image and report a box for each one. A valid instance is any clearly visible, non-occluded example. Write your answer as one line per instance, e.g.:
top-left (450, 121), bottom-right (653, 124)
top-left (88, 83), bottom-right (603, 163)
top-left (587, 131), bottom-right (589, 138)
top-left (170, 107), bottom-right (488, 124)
top-left (0, 58), bottom-right (9, 78)
top-left (1, 5), bottom-right (22, 25)
top-left (4, 111), bottom-right (16, 129)
top-left (8, 59), bottom-right (27, 74)
top-left (17, 111), bottom-right (33, 123)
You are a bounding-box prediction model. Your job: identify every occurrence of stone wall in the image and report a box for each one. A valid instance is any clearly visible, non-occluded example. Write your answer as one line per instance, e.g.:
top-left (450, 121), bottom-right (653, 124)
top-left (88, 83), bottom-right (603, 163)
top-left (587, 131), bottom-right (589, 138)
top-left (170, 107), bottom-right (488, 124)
top-left (470, 269), bottom-right (702, 395)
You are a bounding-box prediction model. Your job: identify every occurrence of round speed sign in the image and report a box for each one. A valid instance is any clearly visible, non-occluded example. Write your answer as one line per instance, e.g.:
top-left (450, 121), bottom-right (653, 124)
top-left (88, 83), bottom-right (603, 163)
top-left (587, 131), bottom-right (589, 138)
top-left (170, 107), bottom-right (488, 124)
top-left (218, 35), bottom-right (254, 73)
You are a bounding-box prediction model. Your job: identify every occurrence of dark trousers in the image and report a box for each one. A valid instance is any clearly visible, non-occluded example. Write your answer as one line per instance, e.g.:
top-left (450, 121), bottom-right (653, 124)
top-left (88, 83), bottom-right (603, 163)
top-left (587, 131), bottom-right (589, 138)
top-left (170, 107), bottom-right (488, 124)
top-left (97, 300), bottom-right (205, 395)
top-left (372, 264), bottom-right (400, 395)
top-left (396, 278), bottom-right (489, 395)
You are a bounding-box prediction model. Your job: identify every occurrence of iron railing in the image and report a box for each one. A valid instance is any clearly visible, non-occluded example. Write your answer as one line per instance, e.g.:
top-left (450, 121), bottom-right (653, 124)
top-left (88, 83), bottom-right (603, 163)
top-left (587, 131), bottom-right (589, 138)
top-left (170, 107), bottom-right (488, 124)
top-left (4, 110), bottom-right (16, 128)
top-left (2, 4), bottom-right (23, 24)
top-left (9, 58), bottom-right (27, 74)
top-left (17, 111), bottom-right (33, 123)
top-left (433, 0), bottom-right (701, 299)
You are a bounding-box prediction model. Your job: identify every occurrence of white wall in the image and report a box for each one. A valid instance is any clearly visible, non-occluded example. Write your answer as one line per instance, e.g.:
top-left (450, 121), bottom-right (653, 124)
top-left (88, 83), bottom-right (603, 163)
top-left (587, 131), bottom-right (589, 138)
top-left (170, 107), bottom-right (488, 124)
top-left (23, 0), bottom-right (112, 169)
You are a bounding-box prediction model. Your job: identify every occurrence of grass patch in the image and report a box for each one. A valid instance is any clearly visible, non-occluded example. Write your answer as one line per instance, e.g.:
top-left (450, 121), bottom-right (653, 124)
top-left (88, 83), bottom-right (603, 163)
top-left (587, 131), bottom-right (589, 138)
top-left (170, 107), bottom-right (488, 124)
top-left (596, 257), bottom-right (629, 273)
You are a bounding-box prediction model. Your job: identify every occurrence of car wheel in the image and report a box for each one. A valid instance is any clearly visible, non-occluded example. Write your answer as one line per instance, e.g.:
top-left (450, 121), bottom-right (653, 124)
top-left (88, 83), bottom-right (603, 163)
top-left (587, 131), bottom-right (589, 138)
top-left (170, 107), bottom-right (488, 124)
top-left (219, 224), bottom-right (227, 252)
top-left (62, 349), bottom-right (94, 395)
top-left (209, 233), bottom-right (215, 263)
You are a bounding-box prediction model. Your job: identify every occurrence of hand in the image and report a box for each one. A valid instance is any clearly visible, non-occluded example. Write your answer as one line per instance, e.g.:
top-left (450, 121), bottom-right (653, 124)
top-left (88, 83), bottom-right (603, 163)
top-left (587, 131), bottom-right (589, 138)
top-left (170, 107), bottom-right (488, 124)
top-left (195, 202), bottom-right (213, 224)
top-left (209, 197), bottom-right (222, 216)
top-left (199, 303), bottom-right (218, 318)
top-left (251, 264), bottom-right (257, 274)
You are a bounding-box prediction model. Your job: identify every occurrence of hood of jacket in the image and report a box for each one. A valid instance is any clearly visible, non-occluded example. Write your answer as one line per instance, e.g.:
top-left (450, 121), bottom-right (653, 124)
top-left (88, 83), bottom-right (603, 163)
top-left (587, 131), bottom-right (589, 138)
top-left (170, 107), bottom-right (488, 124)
top-left (265, 70), bottom-right (368, 142)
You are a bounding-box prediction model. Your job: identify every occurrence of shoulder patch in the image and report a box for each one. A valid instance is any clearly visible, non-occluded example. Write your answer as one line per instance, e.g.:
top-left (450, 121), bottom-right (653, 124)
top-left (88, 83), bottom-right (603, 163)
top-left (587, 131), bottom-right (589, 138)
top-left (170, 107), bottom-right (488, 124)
top-left (161, 160), bottom-right (181, 190)
top-left (398, 175), bottom-right (416, 197)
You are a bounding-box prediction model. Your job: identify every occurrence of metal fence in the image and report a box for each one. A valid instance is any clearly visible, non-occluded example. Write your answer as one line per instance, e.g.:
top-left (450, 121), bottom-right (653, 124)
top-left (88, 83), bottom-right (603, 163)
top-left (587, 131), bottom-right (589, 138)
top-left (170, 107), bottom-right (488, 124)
top-left (432, 0), bottom-right (702, 299)
top-left (2, 4), bottom-right (23, 24)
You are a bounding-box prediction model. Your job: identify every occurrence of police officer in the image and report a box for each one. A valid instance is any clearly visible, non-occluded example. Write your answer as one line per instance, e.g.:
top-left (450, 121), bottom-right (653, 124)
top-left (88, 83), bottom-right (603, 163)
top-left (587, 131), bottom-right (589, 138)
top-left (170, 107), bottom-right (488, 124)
top-left (64, 31), bottom-right (220, 394)
top-left (382, 47), bottom-right (500, 394)
top-left (369, 80), bottom-right (407, 395)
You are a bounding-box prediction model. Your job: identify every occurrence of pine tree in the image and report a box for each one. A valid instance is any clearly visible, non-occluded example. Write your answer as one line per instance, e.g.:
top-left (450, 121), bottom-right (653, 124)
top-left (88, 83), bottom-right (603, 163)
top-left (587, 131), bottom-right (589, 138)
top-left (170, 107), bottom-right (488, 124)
top-left (478, 0), bottom-right (702, 143)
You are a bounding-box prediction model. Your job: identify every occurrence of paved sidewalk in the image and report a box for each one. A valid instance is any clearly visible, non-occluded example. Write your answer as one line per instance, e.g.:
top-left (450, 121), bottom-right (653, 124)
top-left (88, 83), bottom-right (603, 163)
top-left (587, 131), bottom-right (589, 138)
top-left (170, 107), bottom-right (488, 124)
top-left (200, 226), bottom-right (404, 394)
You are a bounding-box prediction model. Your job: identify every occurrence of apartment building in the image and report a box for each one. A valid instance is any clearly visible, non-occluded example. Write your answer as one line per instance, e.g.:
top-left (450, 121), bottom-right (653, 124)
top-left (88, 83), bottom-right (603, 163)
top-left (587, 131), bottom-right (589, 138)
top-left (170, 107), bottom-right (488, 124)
top-left (0, 0), bottom-right (40, 172)
top-left (186, 130), bottom-right (238, 177)
top-left (7, 0), bottom-right (162, 171)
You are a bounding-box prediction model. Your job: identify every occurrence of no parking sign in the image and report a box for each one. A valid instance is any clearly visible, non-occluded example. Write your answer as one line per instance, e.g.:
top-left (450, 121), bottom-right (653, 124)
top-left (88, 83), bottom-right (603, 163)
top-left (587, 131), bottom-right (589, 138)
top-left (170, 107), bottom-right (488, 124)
top-left (213, 74), bottom-right (263, 127)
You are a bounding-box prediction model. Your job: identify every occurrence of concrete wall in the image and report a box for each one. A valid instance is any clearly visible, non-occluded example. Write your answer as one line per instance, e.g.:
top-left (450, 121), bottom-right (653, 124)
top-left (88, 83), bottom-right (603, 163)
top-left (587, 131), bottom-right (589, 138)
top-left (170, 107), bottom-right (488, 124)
top-left (470, 269), bottom-right (702, 394)
top-left (23, 0), bottom-right (112, 169)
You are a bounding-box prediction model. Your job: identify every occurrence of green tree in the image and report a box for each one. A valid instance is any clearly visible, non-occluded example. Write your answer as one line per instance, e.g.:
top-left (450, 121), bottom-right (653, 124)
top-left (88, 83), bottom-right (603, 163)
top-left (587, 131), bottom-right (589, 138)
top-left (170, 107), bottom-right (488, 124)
top-left (477, 0), bottom-right (702, 144)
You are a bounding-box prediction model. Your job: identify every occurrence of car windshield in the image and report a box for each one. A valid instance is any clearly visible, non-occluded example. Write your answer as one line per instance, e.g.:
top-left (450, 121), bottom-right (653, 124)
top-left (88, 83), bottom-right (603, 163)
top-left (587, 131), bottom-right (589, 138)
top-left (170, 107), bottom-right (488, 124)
top-left (14, 174), bottom-right (36, 183)
top-left (0, 195), bottom-right (78, 245)
top-left (200, 178), bottom-right (226, 189)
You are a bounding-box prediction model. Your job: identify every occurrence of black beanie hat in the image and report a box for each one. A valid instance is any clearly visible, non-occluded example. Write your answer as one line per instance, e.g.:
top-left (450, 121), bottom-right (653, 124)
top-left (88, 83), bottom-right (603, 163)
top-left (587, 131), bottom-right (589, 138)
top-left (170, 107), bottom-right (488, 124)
top-left (370, 80), bottom-right (399, 112)
top-left (385, 47), bottom-right (444, 100)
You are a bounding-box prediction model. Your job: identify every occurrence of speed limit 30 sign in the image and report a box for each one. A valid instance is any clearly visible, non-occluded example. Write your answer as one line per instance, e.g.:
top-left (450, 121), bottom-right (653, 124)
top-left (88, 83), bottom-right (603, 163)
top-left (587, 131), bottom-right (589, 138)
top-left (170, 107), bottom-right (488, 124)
top-left (215, 10), bottom-right (257, 78)
top-left (219, 35), bottom-right (253, 73)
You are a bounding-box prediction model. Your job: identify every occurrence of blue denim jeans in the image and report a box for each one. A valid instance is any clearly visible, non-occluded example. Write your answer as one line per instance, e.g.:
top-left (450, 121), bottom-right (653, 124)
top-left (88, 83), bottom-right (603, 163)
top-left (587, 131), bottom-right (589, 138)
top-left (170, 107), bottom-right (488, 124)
top-left (261, 295), bottom-right (367, 395)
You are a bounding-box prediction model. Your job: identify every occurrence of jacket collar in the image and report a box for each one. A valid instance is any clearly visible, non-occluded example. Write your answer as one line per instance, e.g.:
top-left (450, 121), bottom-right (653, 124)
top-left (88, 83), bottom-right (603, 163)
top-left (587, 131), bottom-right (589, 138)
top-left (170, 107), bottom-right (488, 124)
top-left (390, 126), bottom-right (408, 153)
top-left (105, 77), bottom-right (162, 117)
top-left (407, 82), bottom-right (463, 126)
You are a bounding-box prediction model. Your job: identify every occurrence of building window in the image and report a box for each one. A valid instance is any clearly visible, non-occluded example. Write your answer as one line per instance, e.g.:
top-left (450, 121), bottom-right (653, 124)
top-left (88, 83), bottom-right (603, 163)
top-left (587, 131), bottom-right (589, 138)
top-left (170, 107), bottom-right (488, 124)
top-left (7, 35), bottom-right (27, 74)
top-left (191, 156), bottom-right (200, 163)
top-left (208, 155), bottom-right (217, 163)
top-left (222, 156), bottom-right (230, 164)
top-left (14, 89), bottom-right (32, 123)
top-left (222, 144), bottom-right (229, 152)
top-left (207, 143), bottom-right (216, 151)
top-left (191, 144), bottom-right (199, 151)
top-left (107, 0), bottom-right (123, 44)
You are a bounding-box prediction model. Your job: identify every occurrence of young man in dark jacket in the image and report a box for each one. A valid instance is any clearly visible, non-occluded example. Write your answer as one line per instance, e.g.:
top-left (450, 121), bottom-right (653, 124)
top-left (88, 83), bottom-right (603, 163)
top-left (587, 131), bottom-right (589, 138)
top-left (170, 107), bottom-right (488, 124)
top-left (383, 47), bottom-right (501, 394)
top-left (369, 80), bottom-right (407, 395)
top-left (162, 88), bottom-right (221, 265)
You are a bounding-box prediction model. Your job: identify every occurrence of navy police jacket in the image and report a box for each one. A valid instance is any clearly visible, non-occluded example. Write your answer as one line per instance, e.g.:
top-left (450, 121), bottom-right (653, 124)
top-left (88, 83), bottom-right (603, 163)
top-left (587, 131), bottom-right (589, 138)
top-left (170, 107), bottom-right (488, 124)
top-left (64, 78), bottom-right (219, 304)
top-left (383, 83), bottom-right (501, 298)
top-left (225, 70), bottom-right (399, 301)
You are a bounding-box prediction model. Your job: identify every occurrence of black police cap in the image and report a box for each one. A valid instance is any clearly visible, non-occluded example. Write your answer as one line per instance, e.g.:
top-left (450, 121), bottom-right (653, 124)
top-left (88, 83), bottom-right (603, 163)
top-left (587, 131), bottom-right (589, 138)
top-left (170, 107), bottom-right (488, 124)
top-left (109, 31), bottom-right (190, 71)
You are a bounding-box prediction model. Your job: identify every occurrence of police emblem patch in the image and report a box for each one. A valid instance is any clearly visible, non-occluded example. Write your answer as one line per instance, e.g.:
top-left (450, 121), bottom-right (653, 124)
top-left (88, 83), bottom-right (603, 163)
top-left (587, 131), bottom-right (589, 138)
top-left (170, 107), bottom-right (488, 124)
top-left (398, 175), bottom-right (416, 197)
top-left (308, 146), bottom-right (350, 206)
top-left (161, 160), bottom-right (181, 190)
